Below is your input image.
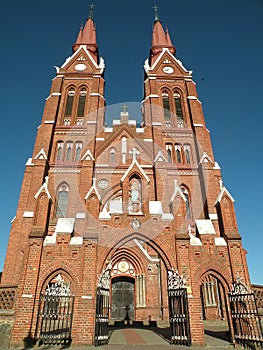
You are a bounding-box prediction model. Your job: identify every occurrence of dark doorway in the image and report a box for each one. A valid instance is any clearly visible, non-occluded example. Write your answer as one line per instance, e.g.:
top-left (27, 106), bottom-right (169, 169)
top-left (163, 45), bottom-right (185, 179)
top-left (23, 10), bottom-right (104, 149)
top-left (111, 276), bottom-right (135, 320)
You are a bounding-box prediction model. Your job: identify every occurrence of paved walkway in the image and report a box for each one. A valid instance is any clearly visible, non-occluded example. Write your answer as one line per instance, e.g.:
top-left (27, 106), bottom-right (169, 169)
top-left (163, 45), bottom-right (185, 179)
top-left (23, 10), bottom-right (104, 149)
top-left (6, 325), bottom-right (235, 350)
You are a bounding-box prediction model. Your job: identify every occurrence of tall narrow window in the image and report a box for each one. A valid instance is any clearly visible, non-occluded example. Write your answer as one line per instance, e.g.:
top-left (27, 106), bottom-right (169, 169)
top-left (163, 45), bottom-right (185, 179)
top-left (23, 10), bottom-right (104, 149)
top-left (56, 184), bottom-right (69, 218)
top-left (56, 142), bottom-right (63, 161)
top-left (75, 142), bottom-right (82, 161)
top-left (181, 187), bottom-right (191, 219)
top-left (184, 145), bottom-right (191, 164)
top-left (162, 91), bottom-right (171, 125)
top-left (175, 145), bottom-right (182, 163)
top-left (166, 145), bottom-right (172, 163)
top-left (110, 148), bottom-right (115, 163)
top-left (66, 142), bottom-right (73, 161)
top-left (65, 89), bottom-right (75, 116)
top-left (122, 137), bottom-right (127, 164)
top-left (77, 89), bottom-right (87, 116)
top-left (174, 92), bottom-right (184, 127)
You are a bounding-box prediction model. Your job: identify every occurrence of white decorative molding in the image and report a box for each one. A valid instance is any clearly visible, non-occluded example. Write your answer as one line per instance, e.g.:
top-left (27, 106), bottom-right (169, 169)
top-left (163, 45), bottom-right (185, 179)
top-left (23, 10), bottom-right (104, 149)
top-left (34, 148), bottom-right (48, 160)
top-left (149, 201), bottom-right (163, 215)
top-left (199, 152), bottom-right (213, 164)
top-left (214, 237), bottom-right (227, 246)
top-left (162, 213), bottom-right (174, 221)
top-left (187, 96), bottom-right (197, 100)
top-left (154, 151), bottom-right (167, 163)
top-left (95, 137), bottom-right (105, 141)
top-left (34, 176), bottom-right (52, 200)
top-left (26, 158), bottom-right (34, 166)
top-left (22, 294), bottom-right (33, 298)
top-left (55, 218), bottom-right (75, 234)
top-left (209, 213), bottom-right (218, 220)
top-left (81, 149), bottom-right (95, 161)
top-left (215, 185), bottom-right (235, 205)
top-left (81, 295), bottom-right (92, 299)
top-left (193, 123), bottom-right (203, 127)
top-left (144, 138), bottom-right (153, 142)
top-left (134, 239), bottom-right (159, 262)
top-left (23, 211), bottom-right (34, 218)
top-left (85, 178), bottom-right (101, 201)
top-left (196, 219), bottom-right (216, 235)
top-left (43, 233), bottom-right (57, 246)
top-left (70, 237), bottom-right (83, 246)
top-left (44, 120), bottom-right (55, 124)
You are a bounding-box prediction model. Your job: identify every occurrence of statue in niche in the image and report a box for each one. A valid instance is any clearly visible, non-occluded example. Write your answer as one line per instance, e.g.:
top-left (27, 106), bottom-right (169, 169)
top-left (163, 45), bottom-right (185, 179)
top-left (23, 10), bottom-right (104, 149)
top-left (129, 177), bottom-right (142, 214)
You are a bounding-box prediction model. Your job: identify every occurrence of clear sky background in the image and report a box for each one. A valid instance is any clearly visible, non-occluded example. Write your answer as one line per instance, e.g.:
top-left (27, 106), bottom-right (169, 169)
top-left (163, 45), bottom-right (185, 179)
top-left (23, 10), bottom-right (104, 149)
top-left (0, 0), bottom-right (262, 284)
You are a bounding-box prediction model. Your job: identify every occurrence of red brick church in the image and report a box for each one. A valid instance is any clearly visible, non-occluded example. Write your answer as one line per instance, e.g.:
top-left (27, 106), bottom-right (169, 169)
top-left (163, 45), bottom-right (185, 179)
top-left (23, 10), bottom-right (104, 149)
top-left (1, 5), bottom-right (262, 348)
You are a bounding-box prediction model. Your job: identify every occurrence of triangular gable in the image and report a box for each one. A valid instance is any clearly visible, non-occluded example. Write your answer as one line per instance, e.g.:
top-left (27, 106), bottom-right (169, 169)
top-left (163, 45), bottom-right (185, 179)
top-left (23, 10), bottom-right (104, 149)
top-left (169, 180), bottom-right (187, 204)
top-left (199, 152), bottom-right (213, 165)
top-left (60, 45), bottom-right (105, 74)
top-left (96, 124), bottom-right (152, 161)
top-left (85, 178), bottom-right (101, 201)
top-left (121, 156), bottom-right (150, 184)
top-left (145, 48), bottom-right (191, 75)
top-left (154, 151), bottom-right (167, 163)
top-left (215, 186), bottom-right (235, 205)
top-left (34, 176), bottom-right (51, 200)
top-left (81, 149), bottom-right (95, 161)
top-left (34, 148), bottom-right (47, 160)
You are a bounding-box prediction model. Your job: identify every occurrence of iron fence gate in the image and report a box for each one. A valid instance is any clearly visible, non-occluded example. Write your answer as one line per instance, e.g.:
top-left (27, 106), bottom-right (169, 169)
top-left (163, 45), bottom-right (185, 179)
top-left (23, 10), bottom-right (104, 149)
top-left (94, 268), bottom-right (111, 347)
top-left (229, 282), bottom-right (263, 348)
top-left (38, 294), bottom-right (74, 345)
top-left (168, 270), bottom-right (191, 346)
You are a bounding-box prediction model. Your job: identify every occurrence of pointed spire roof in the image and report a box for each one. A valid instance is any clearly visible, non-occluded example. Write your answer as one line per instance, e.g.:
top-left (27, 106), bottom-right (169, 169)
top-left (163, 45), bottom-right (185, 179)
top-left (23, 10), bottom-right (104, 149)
top-left (72, 4), bottom-right (98, 61)
top-left (150, 7), bottom-right (176, 62)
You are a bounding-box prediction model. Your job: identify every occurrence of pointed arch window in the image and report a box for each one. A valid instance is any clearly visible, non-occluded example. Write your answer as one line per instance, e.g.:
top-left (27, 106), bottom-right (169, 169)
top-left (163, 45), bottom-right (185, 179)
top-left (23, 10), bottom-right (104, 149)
top-left (56, 142), bottom-right (63, 161)
top-left (65, 89), bottom-right (75, 116)
top-left (75, 142), bottom-right (82, 161)
top-left (162, 91), bottom-right (171, 125)
top-left (77, 89), bottom-right (87, 117)
top-left (175, 145), bottom-right (182, 163)
top-left (66, 142), bottom-right (73, 161)
top-left (110, 148), bottom-right (115, 164)
top-left (181, 187), bottom-right (191, 219)
top-left (184, 145), bottom-right (191, 164)
top-left (166, 145), bottom-right (172, 163)
top-left (174, 92), bottom-right (184, 128)
top-left (56, 183), bottom-right (69, 218)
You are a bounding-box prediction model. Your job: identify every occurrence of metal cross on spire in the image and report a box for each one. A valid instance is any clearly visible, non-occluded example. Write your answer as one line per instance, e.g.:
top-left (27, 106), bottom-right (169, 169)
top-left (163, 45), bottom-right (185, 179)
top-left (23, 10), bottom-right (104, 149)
top-left (153, 5), bottom-right (159, 21)
top-left (121, 103), bottom-right (128, 113)
top-left (89, 3), bottom-right (95, 19)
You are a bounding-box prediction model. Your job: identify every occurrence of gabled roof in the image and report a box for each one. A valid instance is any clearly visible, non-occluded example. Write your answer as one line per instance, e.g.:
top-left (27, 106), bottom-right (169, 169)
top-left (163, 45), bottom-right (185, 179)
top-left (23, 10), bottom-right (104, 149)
top-left (85, 178), bottom-right (101, 201)
top-left (34, 148), bottom-right (47, 160)
top-left (215, 186), bottom-right (235, 205)
top-left (34, 176), bottom-right (51, 200)
top-left (121, 153), bottom-right (150, 183)
top-left (169, 180), bottom-right (187, 204)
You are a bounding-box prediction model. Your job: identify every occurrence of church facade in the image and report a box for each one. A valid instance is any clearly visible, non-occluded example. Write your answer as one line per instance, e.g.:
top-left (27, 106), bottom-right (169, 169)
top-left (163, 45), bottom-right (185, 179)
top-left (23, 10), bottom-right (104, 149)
top-left (0, 7), bottom-right (260, 348)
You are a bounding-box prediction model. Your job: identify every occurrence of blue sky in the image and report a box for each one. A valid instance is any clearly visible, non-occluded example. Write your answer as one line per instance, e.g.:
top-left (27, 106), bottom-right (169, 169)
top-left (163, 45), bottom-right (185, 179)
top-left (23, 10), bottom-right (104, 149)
top-left (0, 0), bottom-right (262, 284)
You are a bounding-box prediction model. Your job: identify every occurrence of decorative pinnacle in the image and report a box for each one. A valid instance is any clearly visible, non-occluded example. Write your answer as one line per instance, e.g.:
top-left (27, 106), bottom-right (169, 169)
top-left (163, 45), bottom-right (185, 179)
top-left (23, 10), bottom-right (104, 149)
top-left (89, 3), bottom-right (95, 19)
top-left (153, 5), bottom-right (159, 21)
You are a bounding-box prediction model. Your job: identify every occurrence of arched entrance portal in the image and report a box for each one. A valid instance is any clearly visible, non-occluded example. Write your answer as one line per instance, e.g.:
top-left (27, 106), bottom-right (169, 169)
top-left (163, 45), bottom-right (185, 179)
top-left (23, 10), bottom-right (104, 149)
top-left (111, 276), bottom-right (135, 320)
top-left (94, 234), bottom-right (191, 346)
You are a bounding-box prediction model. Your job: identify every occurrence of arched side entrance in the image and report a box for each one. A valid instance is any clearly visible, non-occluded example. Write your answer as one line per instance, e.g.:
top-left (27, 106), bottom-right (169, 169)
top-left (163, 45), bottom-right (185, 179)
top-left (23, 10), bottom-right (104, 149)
top-left (200, 272), bottom-right (231, 346)
top-left (35, 272), bottom-right (74, 346)
top-left (201, 274), bottom-right (227, 321)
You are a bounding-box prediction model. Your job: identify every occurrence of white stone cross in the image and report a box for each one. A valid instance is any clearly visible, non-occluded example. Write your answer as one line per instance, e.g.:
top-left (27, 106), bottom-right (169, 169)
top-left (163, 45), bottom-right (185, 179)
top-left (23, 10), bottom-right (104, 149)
top-left (129, 147), bottom-right (140, 161)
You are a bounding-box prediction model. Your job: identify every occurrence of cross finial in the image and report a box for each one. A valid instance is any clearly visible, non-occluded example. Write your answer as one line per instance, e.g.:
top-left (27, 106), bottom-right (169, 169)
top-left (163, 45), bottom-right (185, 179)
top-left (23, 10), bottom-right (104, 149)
top-left (89, 3), bottom-right (95, 19)
top-left (121, 103), bottom-right (128, 113)
top-left (153, 5), bottom-right (159, 21)
top-left (129, 147), bottom-right (140, 161)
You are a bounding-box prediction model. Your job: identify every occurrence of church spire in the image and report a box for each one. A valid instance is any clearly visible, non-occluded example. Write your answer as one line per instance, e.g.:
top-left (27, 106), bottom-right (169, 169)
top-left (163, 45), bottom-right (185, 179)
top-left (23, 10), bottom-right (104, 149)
top-left (72, 4), bottom-right (98, 61)
top-left (150, 7), bottom-right (176, 63)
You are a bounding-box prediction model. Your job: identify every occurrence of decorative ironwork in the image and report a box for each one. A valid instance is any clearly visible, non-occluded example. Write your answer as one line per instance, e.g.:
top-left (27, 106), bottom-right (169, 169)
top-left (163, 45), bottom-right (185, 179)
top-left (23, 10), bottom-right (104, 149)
top-left (0, 286), bottom-right (17, 310)
top-left (37, 275), bottom-right (74, 345)
top-left (95, 269), bottom-right (111, 347)
top-left (229, 282), bottom-right (263, 348)
top-left (167, 270), bottom-right (191, 346)
top-left (168, 269), bottom-right (185, 290)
